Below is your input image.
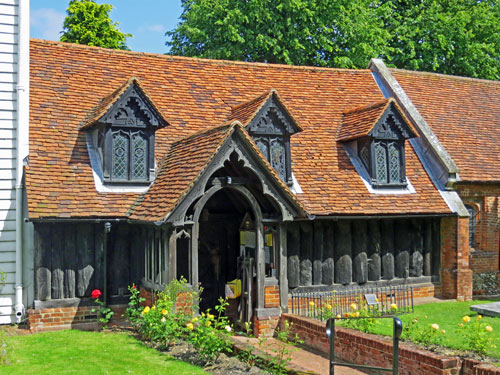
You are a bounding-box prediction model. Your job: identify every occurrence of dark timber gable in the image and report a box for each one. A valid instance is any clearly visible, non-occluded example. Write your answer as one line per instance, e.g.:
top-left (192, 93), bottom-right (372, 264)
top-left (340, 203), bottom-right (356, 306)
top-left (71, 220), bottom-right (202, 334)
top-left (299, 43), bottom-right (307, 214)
top-left (83, 78), bottom-right (168, 184)
top-left (237, 91), bottom-right (302, 186)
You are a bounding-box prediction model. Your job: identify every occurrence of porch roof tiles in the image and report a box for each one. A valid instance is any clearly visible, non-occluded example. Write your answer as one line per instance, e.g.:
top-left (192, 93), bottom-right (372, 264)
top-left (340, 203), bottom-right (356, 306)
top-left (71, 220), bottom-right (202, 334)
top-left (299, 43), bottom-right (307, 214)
top-left (27, 39), bottom-right (452, 220)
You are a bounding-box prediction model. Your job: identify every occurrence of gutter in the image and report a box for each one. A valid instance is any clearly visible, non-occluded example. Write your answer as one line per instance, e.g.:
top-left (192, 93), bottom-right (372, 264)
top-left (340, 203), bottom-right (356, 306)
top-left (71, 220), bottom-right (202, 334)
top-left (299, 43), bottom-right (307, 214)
top-left (15, 0), bottom-right (30, 323)
top-left (368, 58), bottom-right (468, 218)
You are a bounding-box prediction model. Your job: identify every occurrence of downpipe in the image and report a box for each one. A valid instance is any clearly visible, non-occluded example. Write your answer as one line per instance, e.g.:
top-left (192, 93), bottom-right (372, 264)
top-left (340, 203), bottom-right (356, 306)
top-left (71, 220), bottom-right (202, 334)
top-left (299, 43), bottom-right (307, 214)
top-left (14, 0), bottom-right (30, 323)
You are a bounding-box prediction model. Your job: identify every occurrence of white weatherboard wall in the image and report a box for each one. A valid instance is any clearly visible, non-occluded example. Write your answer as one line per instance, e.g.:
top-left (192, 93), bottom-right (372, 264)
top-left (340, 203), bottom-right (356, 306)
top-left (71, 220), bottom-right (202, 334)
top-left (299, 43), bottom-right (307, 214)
top-left (0, 0), bottom-right (19, 324)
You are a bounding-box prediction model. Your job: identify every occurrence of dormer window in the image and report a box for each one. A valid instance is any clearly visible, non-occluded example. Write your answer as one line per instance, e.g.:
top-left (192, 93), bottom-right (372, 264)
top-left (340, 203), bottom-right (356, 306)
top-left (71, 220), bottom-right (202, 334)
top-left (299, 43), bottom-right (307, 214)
top-left (81, 78), bottom-right (168, 185)
top-left (229, 90), bottom-right (302, 185)
top-left (338, 98), bottom-right (417, 189)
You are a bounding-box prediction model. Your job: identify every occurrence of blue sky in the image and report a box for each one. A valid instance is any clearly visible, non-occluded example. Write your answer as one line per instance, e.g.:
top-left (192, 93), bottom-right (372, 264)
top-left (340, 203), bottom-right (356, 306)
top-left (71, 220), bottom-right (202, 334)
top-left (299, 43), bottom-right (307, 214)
top-left (30, 0), bottom-right (183, 54)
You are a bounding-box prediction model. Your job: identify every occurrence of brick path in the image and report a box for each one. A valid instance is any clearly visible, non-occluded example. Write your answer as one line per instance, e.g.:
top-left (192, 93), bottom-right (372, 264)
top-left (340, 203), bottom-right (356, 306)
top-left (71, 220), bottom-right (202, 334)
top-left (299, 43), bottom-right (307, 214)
top-left (233, 335), bottom-right (371, 375)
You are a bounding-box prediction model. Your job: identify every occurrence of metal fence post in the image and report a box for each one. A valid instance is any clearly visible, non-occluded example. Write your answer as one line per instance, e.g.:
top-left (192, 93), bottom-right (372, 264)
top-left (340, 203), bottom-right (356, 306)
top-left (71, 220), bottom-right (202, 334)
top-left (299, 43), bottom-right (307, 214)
top-left (392, 317), bottom-right (403, 375)
top-left (326, 318), bottom-right (335, 375)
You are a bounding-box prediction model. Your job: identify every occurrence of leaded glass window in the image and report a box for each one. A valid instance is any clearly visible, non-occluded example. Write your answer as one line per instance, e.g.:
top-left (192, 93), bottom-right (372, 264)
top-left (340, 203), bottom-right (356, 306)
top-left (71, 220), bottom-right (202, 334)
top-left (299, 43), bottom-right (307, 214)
top-left (112, 132), bottom-right (129, 180)
top-left (132, 132), bottom-right (148, 180)
top-left (374, 141), bottom-right (387, 183)
top-left (256, 138), bottom-right (269, 160)
top-left (359, 138), bottom-right (405, 187)
top-left (465, 205), bottom-right (477, 248)
top-left (108, 129), bottom-right (150, 182)
top-left (389, 143), bottom-right (401, 183)
top-left (270, 139), bottom-right (286, 181)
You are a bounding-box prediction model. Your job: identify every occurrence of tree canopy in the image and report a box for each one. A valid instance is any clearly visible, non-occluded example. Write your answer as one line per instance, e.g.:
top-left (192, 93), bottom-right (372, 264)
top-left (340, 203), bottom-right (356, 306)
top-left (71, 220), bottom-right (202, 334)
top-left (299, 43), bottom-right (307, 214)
top-left (60, 0), bottom-right (131, 50)
top-left (167, 0), bottom-right (500, 80)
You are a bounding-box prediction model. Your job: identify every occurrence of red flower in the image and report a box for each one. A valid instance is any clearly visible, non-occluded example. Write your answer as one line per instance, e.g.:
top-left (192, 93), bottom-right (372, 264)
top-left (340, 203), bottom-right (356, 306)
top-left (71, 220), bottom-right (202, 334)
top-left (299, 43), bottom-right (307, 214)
top-left (132, 285), bottom-right (137, 289)
top-left (91, 289), bottom-right (102, 299)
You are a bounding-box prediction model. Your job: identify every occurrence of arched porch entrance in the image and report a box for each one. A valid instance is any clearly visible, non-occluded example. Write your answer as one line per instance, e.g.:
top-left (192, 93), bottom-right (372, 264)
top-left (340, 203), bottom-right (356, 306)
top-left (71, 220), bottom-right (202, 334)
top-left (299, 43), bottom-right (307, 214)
top-left (186, 152), bottom-right (284, 321)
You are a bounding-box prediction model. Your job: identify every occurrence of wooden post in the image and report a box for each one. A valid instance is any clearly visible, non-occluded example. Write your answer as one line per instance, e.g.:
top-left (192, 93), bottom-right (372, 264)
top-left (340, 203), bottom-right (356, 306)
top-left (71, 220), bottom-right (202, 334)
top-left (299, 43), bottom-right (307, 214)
top-left (352, 220), bottom-right (368, 284)
top-left (191, 223), bottom-right (199, 290)
top-left (381, 219), bottom-right (395, 280)
top-left (395, 220), bottom-right (410, 279)
top-left (335, 220), bottom-right (352, 285)
top-left (300, 222), bottom-right (313, 286)
top-left (313, 221), bottom-right (324, 285)
top-left (423, 220), bottom-right (432, 276)
top-left (279, 223), bottom-right (288, 312)
top-left (410, 219), bottom-right (424, 277)
top-left (168, 227), bottom-right (177, 282)
top-left (34, 223), bottom-right (51, 301)
top-left (257, 222), bottom-right (265, 309)
top-left (287, 222), bottom-right (300, 288)
top-left (51, 223), bottom-right (64, 299)
top-left (63, 223), bottom-right (76, 298)
top-left (368, 220), bottom-right (381, 281)
top-left (432, 219), bottom-right (441, 277)
top-left (322, 222), bottom-right (335, 285)
top-left (77, 223), bottom-right (93, 298)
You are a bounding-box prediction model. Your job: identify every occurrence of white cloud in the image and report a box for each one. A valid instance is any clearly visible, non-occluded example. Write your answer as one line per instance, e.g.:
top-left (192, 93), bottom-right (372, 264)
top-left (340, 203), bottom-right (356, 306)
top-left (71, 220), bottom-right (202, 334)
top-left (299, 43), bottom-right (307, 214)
top-left (31, 8), bottom-right (66, 40)
top-left (146, 24), bottom-right (165, 33)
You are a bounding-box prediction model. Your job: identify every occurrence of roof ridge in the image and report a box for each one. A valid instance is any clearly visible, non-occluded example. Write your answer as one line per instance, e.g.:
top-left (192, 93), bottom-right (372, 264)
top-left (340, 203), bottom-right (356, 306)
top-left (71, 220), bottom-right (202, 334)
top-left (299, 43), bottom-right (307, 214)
top-left (391, 68), bottom-right (500, 85)
top-left (230, 90), bottom-right (272, 112)
top-left (31, 38), bottom-right (372, 74)
top-left (342, 98), bottom-right (392, 116)
top-left (169, 121), bottom-right (238, 147)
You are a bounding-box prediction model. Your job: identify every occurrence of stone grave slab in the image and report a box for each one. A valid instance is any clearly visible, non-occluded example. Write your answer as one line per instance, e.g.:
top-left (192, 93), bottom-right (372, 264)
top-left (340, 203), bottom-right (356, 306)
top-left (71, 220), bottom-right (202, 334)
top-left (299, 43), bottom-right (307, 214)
top-left (470, 302), bottom-right (500, 317)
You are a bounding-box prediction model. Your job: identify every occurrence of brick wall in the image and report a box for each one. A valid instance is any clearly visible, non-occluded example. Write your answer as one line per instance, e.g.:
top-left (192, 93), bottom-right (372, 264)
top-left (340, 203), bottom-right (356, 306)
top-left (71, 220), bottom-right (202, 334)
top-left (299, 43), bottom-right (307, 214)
top-left (470, 251), bottom-right (498, 273)
top-left (27, 304), bottom-right (127, 332)
top-left (281, 313), bottom-right (500, 375)
top-left (441, 216), bottom-right (473, 301)
top-left (253, 314), bottom-right (280, 337)
top-left (457, 184), bottom-right (500, 266)
top-left (264, 285), bottom-right (280, 308)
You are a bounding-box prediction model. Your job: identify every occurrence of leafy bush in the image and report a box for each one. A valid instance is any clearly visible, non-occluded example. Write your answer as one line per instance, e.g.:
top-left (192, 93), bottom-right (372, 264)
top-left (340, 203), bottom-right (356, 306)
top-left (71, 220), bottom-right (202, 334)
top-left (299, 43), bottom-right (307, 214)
top-left (126, 279), bottom-right (233, 363)
top-left (459, 315), bottom-right (495, 356)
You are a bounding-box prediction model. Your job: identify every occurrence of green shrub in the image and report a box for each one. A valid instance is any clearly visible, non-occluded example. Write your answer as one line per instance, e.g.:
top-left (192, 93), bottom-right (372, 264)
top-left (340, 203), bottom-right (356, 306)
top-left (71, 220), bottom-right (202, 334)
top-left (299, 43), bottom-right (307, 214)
top-left (459, 315), bottom-right (495, 356)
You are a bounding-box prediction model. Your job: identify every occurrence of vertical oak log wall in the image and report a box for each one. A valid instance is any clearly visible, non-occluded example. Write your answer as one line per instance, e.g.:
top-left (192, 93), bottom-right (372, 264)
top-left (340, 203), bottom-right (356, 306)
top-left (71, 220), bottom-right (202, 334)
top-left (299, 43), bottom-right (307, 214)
top-left (34, 222), bottom-right (146, 301)
top-left (287, 218), bottom-right (440, 288)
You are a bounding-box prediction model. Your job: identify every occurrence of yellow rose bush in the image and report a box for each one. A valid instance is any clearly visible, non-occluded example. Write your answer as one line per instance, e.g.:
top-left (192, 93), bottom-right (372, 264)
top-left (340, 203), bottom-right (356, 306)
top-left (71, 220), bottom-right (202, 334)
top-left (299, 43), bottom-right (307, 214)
top-left (125, 278), bottom-right (233, 363)
top-left (459, 315), bottom-right (495, 356)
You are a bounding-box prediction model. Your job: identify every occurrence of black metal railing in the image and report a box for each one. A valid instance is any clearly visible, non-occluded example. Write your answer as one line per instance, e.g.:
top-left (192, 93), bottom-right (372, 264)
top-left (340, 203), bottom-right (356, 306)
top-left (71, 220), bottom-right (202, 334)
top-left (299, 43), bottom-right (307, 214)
top-left (326, 316), bottom-right (403, 375)
top-left (290, 285), bottom-right (413, 320)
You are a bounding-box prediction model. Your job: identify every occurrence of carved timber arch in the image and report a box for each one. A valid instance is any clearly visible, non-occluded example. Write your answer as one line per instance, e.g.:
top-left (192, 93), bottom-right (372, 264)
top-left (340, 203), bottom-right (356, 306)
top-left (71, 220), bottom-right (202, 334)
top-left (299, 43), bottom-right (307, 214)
top-left (166, 127), bottom-right (303, 227)
top-left (190, 184), bottom-right (266, 310)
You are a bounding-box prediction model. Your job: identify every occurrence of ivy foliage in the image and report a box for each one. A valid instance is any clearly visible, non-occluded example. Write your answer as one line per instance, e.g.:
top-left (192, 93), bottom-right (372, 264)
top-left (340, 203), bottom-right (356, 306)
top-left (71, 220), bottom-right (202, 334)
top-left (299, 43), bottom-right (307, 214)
top-left (60, 0), bottom-right (131, 50)
top-left (167, 0), bottom-right (500, 79)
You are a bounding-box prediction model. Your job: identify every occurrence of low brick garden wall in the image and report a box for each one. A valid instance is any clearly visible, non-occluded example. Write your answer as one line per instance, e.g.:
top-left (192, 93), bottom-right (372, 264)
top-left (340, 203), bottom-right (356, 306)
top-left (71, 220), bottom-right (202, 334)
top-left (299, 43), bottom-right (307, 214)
top-left (281, 313), bottom-right (500, 375)
top-left (27, 304), bottom-right (127, 332)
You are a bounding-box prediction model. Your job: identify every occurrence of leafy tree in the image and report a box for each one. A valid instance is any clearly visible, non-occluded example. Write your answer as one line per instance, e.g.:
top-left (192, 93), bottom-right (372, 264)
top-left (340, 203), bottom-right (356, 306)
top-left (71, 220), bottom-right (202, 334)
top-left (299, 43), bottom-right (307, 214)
top-left (385, 0), bottom-right (500, 80)
top-left (167, 0), bottom-right (393, 68)
top-left (167, 0), bottom-right (500, 80)
top-left (60, 0), bottom-right (131, 50)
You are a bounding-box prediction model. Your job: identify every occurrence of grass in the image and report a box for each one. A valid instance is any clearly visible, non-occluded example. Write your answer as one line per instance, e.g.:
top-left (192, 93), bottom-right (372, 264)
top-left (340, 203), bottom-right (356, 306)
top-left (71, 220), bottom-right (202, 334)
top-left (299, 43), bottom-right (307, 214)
top-left (0, 329), bottom-right (207, 375)
top-left (339, 300), bottom-right (500, 359)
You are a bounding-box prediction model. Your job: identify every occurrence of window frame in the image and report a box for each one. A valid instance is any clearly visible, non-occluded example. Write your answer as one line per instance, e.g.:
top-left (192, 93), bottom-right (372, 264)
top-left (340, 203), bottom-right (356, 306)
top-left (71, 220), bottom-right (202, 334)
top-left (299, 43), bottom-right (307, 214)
top-left (103, 127), bottom-right (154, 184)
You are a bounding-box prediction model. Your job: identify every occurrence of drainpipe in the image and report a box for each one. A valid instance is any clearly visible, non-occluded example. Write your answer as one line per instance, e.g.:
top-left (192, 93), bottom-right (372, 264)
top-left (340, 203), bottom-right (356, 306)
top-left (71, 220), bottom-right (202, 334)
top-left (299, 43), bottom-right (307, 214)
top-left (104, 222), bottom-right (111, 306)
top-left (15, 0), bottom-right (30, 323)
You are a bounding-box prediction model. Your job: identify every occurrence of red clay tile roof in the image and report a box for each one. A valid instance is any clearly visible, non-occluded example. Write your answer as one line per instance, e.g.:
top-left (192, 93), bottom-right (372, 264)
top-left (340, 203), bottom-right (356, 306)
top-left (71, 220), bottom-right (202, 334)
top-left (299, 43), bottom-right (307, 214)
top-left (228, 89), bottom-right (303, 132)
top-left (392, 69), bottom-right (500, 182)
top-left (337, 98), bottom-right (417, 142)
top-left (79, 77), bottom-right (169, 130)
top-left (129, 122), bottom-right (235, 222)
top-left (27, 39), bottom-right (452, 219)
top-left (129, 122), bottom-right (307, 222)
top-left (228, 91), bottom-right (271, 126)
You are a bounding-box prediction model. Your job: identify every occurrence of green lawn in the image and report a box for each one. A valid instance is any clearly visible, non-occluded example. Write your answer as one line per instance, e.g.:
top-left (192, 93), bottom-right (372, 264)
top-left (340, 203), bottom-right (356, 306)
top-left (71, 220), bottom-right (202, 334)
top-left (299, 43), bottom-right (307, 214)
top-left (339, 300), bottom-right (500, 359)
top-left (0, 329), bottom-right (207, 375)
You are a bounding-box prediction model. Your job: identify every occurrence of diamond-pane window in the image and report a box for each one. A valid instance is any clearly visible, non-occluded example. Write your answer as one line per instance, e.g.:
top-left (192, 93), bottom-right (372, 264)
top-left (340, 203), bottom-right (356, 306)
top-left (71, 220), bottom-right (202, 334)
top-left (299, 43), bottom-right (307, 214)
top-left (270, 139), bottom-right (286, 181)
top-left (112, 132), bottom-right (129, 180)
top-left (389, 143), bottom-right (401, 183)
top-left (256, 138), bottom-right (269, 160)
top-left (374, 142), bottom-right (387, 183)
top-left (132, 133), bottom-right (148, 180)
